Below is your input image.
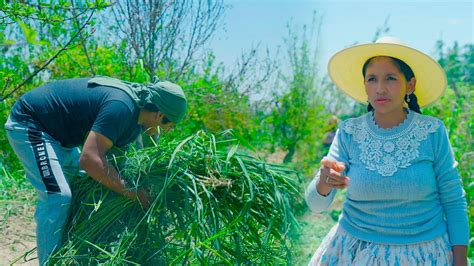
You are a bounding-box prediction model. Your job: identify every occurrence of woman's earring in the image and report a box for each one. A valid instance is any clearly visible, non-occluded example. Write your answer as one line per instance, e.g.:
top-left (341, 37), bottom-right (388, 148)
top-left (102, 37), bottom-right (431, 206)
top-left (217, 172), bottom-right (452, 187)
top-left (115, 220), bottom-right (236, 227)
top-left (405, 94), bottom-right (411, 103)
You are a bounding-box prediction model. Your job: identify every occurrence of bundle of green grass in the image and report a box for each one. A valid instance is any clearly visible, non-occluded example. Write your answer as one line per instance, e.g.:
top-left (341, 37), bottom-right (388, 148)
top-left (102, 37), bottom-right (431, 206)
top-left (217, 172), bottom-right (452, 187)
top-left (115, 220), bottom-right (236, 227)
top-left (50, 130), bottom-right (303, 264)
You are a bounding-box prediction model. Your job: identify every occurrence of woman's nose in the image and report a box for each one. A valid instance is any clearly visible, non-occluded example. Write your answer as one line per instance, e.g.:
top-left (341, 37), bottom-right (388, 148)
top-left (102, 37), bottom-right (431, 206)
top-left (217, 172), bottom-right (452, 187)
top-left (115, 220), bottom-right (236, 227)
top-left (375, 81), bottom-right (387, 94)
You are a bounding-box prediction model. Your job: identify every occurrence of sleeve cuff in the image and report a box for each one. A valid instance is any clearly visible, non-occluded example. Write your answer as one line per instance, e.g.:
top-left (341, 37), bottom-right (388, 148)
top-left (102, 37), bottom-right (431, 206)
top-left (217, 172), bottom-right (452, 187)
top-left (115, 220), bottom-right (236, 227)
top-left (447, 221), bottom-right (470, 246)
top-left (305, 176), bottom-right (336, 213)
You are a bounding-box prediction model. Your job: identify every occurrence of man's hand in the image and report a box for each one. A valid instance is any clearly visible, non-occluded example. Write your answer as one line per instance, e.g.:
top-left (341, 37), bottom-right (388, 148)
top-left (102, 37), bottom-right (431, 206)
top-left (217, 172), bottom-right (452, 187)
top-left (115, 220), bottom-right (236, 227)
top-left (80, 131), bottom-right (142, 203)
top-left (80, 131), bottom-right (154, 210)
top-left (316, 157), bottom-right (349, 196)
top-left (136, 189), bottom-right (152, 211)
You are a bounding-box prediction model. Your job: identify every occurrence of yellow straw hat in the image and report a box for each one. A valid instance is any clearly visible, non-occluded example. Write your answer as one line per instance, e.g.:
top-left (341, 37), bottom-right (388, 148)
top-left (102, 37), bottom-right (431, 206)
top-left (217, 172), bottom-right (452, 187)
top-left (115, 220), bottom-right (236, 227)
top-left (327, 36), bottom-right (447, 108)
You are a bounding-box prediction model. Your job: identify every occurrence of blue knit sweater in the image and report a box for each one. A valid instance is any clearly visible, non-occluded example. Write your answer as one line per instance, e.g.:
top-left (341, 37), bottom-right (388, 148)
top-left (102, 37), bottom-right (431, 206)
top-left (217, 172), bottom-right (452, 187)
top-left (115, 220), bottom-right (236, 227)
top-left (305, 110), bottom-right (469, 245)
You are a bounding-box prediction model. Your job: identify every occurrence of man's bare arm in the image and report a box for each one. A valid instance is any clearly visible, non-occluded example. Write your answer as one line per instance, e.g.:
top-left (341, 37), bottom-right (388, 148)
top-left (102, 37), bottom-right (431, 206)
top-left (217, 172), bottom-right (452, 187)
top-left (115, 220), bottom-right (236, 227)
top-left (79, 131), bottom-right (147, 206)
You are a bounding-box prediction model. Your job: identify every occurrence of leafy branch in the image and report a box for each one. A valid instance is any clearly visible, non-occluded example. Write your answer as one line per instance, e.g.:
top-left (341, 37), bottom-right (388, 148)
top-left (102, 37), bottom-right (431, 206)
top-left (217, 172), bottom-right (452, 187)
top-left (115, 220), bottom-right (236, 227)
top-left (0, 2), bottom-right (113, 24)
top-left (0, 10), bottom-right (96, 102)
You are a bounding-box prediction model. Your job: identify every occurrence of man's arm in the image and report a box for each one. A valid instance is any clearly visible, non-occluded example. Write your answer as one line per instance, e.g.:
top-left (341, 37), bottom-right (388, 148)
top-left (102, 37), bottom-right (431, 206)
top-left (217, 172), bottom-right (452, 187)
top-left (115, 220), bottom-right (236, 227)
top-left (79, 131), bottom-right (149, 207)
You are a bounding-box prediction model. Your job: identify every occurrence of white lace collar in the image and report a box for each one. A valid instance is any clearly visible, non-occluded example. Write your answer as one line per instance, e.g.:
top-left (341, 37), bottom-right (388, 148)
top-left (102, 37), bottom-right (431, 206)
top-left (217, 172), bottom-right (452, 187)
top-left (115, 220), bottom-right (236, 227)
top-left (342, 112), bottom-right (439, 176)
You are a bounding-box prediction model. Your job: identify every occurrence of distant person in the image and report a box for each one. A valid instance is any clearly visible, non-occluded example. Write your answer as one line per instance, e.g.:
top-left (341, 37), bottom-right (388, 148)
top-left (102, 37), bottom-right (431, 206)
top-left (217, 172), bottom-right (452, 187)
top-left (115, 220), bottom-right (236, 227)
top-left (321, 116), bottom-right (340, 156)
top-left (5, 76), bottom-right (187, 265)
top-left (305, 37), bottom-right (468, 265)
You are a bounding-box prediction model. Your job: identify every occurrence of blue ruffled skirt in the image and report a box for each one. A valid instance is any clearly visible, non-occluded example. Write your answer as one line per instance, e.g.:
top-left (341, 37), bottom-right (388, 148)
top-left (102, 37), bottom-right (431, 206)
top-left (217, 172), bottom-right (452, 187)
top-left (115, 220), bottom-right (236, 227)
top-left (309, 223), bottom-right (453, 266)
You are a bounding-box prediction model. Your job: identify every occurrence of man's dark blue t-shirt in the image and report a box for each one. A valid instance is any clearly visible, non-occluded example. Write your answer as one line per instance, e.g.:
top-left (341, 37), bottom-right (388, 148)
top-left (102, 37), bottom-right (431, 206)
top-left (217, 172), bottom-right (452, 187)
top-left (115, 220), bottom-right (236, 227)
top-left (11, 78), bottom-right (141, 148)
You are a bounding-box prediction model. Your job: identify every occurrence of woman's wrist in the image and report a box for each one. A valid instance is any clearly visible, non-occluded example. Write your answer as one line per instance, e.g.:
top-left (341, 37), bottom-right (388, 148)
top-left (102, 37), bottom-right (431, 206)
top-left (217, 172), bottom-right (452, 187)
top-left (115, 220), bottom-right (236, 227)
top-left (452, 245), bottom-right (467, 266)
top-left (316, 174), bottom-right (332, 196)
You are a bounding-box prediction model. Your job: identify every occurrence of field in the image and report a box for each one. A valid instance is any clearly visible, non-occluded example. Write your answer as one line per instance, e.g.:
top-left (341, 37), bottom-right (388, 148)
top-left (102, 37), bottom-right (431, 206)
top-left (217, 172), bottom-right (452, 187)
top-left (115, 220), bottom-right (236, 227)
top-left (0, 1), bottom-right (472, 264)
top-left (0, 150), bottom-right (342, 265)
top-left (0, 201), bottom-right (339, 265)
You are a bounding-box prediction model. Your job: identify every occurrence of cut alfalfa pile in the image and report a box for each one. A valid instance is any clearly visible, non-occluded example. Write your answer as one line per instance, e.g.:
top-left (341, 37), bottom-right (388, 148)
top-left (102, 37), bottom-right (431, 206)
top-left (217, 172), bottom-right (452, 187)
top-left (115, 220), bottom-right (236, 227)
top-left (50, 130), bottom-right (303, 265)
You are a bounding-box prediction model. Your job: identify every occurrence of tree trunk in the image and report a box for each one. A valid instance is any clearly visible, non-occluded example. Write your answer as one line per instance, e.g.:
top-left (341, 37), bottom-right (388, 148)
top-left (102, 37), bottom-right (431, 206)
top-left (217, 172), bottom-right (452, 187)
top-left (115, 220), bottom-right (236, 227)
top-left (283, 145), bottom-right (296, 163)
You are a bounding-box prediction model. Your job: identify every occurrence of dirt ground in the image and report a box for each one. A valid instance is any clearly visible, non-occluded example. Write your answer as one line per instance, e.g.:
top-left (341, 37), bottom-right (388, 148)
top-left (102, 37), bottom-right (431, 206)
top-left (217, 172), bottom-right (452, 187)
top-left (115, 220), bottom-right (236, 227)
top-left (0, 207), bottom-right (333, 266)
top-left (0, 206), bottom-right (37, 266)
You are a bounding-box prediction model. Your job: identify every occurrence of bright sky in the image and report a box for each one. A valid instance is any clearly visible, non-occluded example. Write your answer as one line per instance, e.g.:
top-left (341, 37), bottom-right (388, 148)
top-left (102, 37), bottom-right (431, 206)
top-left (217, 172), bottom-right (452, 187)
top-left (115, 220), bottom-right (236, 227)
top-left (209, 0), bottom-right (473, 76)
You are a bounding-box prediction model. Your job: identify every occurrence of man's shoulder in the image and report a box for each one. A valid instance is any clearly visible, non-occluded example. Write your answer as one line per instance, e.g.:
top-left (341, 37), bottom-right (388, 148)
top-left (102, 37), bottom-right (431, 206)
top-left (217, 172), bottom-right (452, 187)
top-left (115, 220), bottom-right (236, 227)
top-left (98, 88), bottom-right (138, 113)
top-left (100, 98), bottom-right (137, 115)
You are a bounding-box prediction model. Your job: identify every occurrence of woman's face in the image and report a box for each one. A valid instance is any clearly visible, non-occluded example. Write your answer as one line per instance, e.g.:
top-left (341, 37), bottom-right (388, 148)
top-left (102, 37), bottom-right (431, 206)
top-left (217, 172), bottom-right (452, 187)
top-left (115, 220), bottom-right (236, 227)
top-left (364, 56), bottom-right (415, 115)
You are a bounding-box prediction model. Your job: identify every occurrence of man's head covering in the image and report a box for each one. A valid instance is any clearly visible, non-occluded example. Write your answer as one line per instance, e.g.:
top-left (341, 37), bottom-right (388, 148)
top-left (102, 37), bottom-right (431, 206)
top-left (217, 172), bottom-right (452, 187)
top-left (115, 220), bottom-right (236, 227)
top-left (88, 76), bottom-right (187, 123)
top-left (148, 80), bottom-right (187, 122)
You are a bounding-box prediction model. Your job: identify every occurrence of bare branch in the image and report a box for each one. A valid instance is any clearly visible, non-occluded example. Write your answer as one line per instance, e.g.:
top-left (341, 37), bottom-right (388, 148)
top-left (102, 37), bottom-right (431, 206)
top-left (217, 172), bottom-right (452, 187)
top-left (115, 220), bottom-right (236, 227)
top-left (372, 15), bottom-right (391, 42)
top-left (111, 0), bottom-right (224, 80)
top-left (70, 0), bottom-right (95, 75)
top-left (0, 3), bottom-right (106, 23)
top-left (14, 2), bottom-right (114, 11)
top-left (1, 77), bottom-right (12, 97)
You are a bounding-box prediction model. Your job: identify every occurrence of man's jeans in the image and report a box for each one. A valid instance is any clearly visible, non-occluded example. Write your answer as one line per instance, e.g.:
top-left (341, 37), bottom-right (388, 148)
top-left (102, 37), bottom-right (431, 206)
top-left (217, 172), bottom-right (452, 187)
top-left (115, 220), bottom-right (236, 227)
top-left (5, 115), bottom-right (80, 265)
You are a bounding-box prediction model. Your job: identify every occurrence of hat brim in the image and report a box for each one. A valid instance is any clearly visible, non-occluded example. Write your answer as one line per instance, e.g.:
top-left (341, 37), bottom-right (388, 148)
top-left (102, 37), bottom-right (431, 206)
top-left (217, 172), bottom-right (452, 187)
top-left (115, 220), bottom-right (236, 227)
top-left (328, 43), bottom-right (447, 108)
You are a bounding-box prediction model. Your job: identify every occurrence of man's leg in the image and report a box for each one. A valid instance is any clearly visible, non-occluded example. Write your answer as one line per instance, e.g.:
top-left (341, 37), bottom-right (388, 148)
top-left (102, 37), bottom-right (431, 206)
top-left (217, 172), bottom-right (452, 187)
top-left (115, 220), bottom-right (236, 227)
top-left (5, 116), bottom-right (77, 265)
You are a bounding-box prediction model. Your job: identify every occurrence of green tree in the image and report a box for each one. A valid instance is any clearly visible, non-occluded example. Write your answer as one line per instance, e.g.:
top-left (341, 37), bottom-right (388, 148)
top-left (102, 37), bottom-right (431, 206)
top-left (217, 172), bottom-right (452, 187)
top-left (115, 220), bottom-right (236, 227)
top-left (428, 40), bottom-right (473, 258)
top-left (269, 15), bottom-right (328, 165)
top-left (0, 1), bottom-right (111, 101)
